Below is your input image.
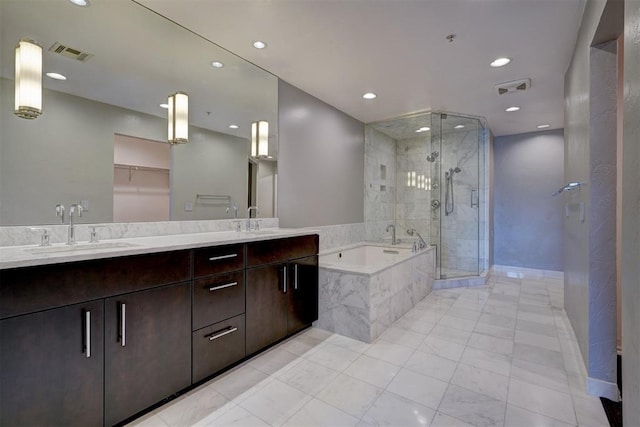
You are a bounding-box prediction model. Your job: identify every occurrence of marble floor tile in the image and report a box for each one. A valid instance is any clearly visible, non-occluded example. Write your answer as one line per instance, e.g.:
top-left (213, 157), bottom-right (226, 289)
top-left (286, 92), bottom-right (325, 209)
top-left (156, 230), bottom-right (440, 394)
top-left (322, 333), bottom-right (373, 354)
top-left (473, 322), bottom-right (516, 340)
top-left (572, 395), bottom-right (611, 427)
top-left (504, 404), bottom-right (575, 427)
top-left (237, 379), bottom-right (311, 425)
top-left (393, 316), bottom-right (437, 335)
top-left (517, 310), bottom-right (556, 326)
top-left (437, 385), bottom-right (506, 427)
top-left (450, 363), bottom-right (510, 402)
top-left (210, 365), bottom-right (272, 402)
top-left (129, 414), bottom-right (171, 427)
top-left (364, 340), bottom-right (415, 366)
top-left (361, 391), bottom-right (436, 427)
top-left (467, 332), bottom-right (513, 356)
top-left (343, 354), bottom-right (401, 388)
top-left (275, 359), bottom-right (340, 396)
top-left (429, 324), bottom-right (473, 345)
top-left (305, 342), bottom-right (361, 371)
top-left (446, 307), bottom-right (483, 322)
top-left (282, 398), bottom-right (360, 427)
top-left (195, 404), bottom-right (270, 427)
top-left (514, 329), bottom-right (562, 352)
top-left (477, 313), bottom-right (517, 329)
top-left (386, 368), bottom-right (449, 410)
top-left (510, 357), bottom-right (571, 394)
top-left (507, 377), bottom-right (577, 425)
top-left (278, 333), bottom-right (326, 357)
top-left (156, 386), bottom-right (229, 427)
top-left (512, 342), bottom-right (565, 371)
top-left (460, 347), bottom-right (511, 376)
top-left (316, 374), bottom-right (383, 418)
top-left (379, 326), bottom-right (426, 348)
top-left (404, 350), bottom-right (458, 382)
top-left (430, 412), bottom-right (476, 427)
top-left (516, 318), bottom-right (558, 337)
top-left (438, 315), bottom-right (478, 332)
top-left (248, 347), bottom-right (301, 376)
top-left (417, 335), bottom-right (467, 362)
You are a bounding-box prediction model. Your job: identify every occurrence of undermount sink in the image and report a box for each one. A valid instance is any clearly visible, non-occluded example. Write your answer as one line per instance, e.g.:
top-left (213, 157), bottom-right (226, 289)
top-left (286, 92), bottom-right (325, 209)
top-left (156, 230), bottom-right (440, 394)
top-left (27, 241), bottom-right (140, 254)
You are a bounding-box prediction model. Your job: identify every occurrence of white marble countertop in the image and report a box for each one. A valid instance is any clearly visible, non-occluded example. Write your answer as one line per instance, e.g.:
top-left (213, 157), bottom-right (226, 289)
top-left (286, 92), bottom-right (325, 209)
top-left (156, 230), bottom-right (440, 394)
top-left (0, 228), bottom-right (318, 270)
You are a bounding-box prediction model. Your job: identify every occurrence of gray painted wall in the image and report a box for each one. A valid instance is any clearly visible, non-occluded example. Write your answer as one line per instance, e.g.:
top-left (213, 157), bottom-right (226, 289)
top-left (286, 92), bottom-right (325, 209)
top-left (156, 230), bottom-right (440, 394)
top-left (277, 80), bottom-right (364, 228)
top-left (493, 129), bottom-right (564, 271)
top-left (622, 0), bottom-right (640, 421)
top-left (564, 0), bottom-right (619, 398)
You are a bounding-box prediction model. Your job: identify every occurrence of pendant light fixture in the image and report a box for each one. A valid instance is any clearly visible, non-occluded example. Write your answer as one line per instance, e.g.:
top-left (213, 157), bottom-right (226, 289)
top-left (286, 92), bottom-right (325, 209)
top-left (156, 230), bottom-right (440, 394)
top-left (14, 39), bottom-right (42, 119)
top-left (251, 120), bottom-right (269, 158)
top-left (168, 92), bottom-right (188, 144)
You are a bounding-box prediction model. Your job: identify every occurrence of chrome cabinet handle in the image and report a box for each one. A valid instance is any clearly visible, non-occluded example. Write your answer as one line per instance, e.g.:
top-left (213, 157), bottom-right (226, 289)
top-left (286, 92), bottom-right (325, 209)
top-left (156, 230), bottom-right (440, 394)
top-left (208, 326), bottom-right (238, 341)
top-left (119, 302), bottom-right (126, 347)
top-left (209, 281), bottom-right (238, 292)
top-left (84, 310), bottom-right (91, 358)
top-left (209, 254), bottom-right (237, 261)
top-left (283, 266), bottom-right (288, 294)
top-left (294, 264), bottom-right (299, 290)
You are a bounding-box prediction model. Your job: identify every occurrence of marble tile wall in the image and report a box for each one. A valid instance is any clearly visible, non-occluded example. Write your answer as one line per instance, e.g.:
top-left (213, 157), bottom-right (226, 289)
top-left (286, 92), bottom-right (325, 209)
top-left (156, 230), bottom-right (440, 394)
top-left (316, 248), bottom-right (435, 343)
top-left (0, 218), bottom-right (280, 247)
top-left (303, 223), bottom-right (365, 252)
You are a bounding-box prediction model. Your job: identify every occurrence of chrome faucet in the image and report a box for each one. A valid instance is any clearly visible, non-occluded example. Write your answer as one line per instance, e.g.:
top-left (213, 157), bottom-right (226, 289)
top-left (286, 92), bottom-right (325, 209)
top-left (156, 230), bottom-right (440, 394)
top-left (407, 228), bottom-right (427, 251)
top-left (67, 204), bottom-right (83, 245)
top-left (226, 203), bottom-right (238, 219)
top-left (247, 206), bottom-right (260, 231)
top-left (386, 224), bottom-right (397, 245)
top-left (55, 204), bottom-right (65, 224)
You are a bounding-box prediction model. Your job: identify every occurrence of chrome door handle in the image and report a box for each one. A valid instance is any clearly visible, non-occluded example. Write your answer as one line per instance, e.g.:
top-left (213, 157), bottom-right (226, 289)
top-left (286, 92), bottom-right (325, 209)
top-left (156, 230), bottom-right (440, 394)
top-left (209, 282), bottom-right (238, 292)
top-left (209, 254), bottom-right (237, 261)
top-left (294, 264), bottom-right (299, 290)
top-left (119, 302), bottom-right (126, 347)
top-left (283, 265), bottom-right (288, 294)
top-left (84, 310), bottom-right (91, 358)
top-left (208, 326), bottom-right (238, 341)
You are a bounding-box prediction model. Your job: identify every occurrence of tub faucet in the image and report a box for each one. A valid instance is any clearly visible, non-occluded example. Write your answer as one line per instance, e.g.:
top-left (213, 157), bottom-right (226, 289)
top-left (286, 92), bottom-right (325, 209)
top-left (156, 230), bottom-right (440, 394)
top-left (226, 203), bottom-right (238, 219)
top-left (407, 228), bottom-right (427, 251)
top-left (55, 204), bottom-right (65, 224)
top-left (67, 204), bottom-right (83, 245)
top-left (386, 224), bottom-right (397, 245)
top-left (247, 206), bottom-right (260, 231)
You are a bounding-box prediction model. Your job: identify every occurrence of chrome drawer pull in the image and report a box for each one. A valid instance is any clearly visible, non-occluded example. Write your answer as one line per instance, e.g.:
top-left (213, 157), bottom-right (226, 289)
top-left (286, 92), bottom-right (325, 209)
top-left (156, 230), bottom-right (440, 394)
top-left (208, 254), bottom-right (238, 261)
top-left (208, 326), bottom-right (238, 341)
top-left (85, 310), bottom-right (91, 358)
top-left (209, 282), bottom-right (238, 292)
top-left (294, 264), bottom-right (299, 290)
top-left (120, 303), bottom-right (126, 347)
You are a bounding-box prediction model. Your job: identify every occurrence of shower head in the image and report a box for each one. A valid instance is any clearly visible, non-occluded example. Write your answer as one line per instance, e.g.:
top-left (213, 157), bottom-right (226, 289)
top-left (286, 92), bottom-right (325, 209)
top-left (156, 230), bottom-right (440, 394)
top-left (426, 152), bottom-right (439, 163)
top-left (454, 167), bottom-right (461, 173)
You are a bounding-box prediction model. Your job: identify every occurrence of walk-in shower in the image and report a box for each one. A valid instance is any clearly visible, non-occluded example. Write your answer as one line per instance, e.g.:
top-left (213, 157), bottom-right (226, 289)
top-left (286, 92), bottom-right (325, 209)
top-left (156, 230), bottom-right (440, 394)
top-left (365, 111), bottom-right (488, 280)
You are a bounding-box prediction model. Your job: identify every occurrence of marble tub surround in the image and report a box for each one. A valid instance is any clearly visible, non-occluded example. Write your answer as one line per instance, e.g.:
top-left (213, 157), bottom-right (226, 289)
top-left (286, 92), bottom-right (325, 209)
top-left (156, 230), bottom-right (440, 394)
top-left (0, 225), bottom-right (315, 270)
top-left (300, 223), bottom-right (365, 252)
top-left (0, 218), bottom-right (280, 247)
top-left (316, 244), bottom-right (436, 343)
top-left (128, 268), bottom-right (607, 427)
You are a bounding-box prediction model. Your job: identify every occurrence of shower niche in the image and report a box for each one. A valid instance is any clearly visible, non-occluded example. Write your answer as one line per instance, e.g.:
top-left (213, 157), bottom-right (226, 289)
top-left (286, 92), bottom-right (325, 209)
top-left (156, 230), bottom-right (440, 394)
top-left (365, 112), bottom-right (488, 280)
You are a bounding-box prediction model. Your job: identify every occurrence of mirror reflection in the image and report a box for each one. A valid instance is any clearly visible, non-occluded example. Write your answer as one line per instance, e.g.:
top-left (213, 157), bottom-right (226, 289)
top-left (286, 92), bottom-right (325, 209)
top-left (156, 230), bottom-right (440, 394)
top-left (0, 0), bottom-right (278, 226)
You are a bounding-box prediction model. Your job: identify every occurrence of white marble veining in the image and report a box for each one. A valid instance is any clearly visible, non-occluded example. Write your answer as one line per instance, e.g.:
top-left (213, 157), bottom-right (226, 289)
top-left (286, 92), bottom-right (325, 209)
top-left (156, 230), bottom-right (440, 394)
top-left (0, 224), bottom-right (317, 270)
top-left (300, 223), bottom-right (365, 252)
top-left (315, 244), bottom-right (435, 343)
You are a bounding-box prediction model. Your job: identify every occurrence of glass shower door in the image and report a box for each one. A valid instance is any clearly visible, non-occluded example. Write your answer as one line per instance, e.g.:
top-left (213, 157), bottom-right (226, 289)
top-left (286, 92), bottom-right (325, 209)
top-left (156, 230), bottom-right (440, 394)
top-left (432, 113), bottom-right (480, 279)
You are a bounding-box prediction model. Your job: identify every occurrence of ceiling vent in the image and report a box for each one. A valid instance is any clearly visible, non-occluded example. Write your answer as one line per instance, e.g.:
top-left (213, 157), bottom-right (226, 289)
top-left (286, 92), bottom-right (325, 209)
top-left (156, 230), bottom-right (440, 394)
top-left (495, 78), bottom-right (531, 95)
top-left (48, 42), bottom-right (94, 62)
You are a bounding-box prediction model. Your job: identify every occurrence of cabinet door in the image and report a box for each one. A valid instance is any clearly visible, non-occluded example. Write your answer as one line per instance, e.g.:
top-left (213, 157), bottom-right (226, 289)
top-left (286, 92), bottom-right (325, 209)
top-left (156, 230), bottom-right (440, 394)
top-left (246, 264), bottom-right (288, 355)
top-left (104, 282), bottom-right (191, 426)
top-left (0, 301), bottom-right (104, 426)
top-left (287, 255), bottom-right (319, 335)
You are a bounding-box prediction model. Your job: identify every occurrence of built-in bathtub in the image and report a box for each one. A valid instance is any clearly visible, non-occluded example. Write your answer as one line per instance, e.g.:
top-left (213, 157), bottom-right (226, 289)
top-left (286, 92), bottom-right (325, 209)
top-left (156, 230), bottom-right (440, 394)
top-left (315, 243), bottom-right (435, 343)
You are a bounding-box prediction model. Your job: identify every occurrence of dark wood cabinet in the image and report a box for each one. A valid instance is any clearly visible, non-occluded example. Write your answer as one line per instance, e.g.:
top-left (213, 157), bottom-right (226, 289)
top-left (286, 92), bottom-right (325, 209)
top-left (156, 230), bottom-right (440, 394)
top-left (193, 314), bottom-right (246, 383)
top-left (0, 300), bottom-right (104, 427)
top-left (104, 282), bottom-right (191, 427)
top-left (287, 255), bottom-right (319, 335)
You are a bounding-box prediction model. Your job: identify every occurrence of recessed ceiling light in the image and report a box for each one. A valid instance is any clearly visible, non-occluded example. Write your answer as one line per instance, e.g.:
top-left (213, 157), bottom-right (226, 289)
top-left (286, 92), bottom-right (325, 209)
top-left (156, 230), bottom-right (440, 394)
top-left (69, 0), bottom-right (89, 5)
top-left (415, 126), bottom-right (430, 133)
top-left (490, 57), bottom-right (511, 67)
top-left (363, 92), bottom-right (377, 100)
top-left (252, 41), bottom-right (267, 49)
top-left (454, 125), bottom-right (465, 129)
top-left (537, 124), bottom-right (551, 129)
top-left (229, 125), bottom-right (239, 129)
top-left (211, 61), bottom-right (224, 68)
top-left (46, 72), bottom-right (67, 80)
top-left (159, 103), bottom-right (169, 109)
top-left (505, 106), bottom-right (520, 112)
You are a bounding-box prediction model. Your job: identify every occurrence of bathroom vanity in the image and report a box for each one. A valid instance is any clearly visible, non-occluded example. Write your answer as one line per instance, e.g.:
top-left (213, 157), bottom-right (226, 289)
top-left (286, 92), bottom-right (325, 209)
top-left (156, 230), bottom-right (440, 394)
top-left (0, 230), bottom-right (319, 426)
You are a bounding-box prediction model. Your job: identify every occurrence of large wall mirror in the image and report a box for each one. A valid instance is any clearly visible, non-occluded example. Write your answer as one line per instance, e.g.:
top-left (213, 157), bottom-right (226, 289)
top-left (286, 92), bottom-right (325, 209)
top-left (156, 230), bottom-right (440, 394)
top-left (0, 0), bottom-right (278, 226)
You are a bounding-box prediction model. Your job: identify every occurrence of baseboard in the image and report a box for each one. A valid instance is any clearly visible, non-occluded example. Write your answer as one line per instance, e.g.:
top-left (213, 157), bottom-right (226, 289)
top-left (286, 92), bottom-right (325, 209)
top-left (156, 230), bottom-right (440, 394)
top-left (491, 265), bottom-right (564, 279)
top-left (588, 377), bottom-right (621, 402)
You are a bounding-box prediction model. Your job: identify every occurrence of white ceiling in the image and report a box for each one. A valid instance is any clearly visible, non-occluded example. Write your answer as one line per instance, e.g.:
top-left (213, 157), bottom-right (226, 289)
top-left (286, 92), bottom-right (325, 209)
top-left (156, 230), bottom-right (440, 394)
top-left (139, 0), bottom-right (586, 137)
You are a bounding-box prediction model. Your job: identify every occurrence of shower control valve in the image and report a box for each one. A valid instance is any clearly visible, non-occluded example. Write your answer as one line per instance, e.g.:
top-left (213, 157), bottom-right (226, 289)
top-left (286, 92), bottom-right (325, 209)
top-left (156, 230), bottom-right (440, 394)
top-left (431, 200), bottom-right (441, 210)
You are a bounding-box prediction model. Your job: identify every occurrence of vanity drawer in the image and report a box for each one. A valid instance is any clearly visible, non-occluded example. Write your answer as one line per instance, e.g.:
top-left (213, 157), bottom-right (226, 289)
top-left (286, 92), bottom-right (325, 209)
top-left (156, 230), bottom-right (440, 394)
top-left (192, 314), bottom-right (245, 383)
top-left (247, 235), bottom-right (319, 267)
top-left (193, 244), bottom-right (245, 278)
top-left (0, 251), bottom-right (190, 319)
top-left (193, 271), bottom-right (245, 330)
